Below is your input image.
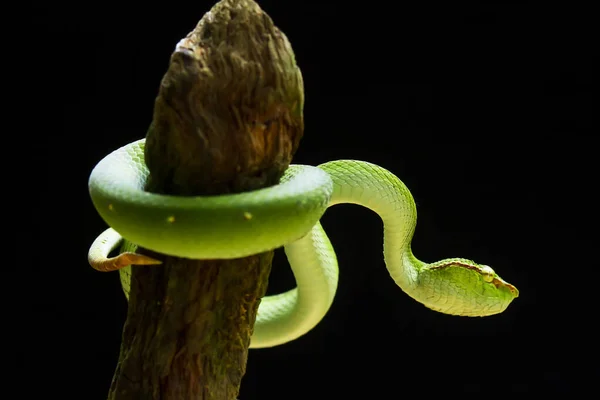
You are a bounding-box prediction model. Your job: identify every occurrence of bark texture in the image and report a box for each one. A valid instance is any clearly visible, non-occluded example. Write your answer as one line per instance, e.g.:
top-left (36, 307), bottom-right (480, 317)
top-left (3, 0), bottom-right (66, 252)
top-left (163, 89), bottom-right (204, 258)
top-left (107, 1), bottom-right (304, 398)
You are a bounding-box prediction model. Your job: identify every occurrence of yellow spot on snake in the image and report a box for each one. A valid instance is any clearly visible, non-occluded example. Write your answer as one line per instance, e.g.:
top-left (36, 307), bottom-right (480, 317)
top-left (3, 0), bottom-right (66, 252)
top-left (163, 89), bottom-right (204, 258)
top-left (167, 215), bottom-right (175, 223)
top-left (108, 204), bottom-right (114, 211)
top-left (243, 212), bottom-right (252, 220)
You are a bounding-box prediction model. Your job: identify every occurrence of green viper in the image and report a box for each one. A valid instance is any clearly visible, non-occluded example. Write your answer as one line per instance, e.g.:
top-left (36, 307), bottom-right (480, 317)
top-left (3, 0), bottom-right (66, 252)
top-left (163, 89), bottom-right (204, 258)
top-left (88, 139), bottom-right (518, 348)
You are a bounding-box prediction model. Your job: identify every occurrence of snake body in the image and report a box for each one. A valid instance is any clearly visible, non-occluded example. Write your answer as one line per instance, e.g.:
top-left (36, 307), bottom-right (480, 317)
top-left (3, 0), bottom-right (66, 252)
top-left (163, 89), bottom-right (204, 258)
top-left (88, 139), bottom-right (518, 348)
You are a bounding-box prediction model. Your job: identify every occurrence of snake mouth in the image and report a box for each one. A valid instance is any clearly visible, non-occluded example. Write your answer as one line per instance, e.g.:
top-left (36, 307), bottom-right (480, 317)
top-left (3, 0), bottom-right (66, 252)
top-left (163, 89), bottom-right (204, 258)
top-left (492, 277), bottom-right (519, 298)
top-left (506, 284), bottom-right (519, 298)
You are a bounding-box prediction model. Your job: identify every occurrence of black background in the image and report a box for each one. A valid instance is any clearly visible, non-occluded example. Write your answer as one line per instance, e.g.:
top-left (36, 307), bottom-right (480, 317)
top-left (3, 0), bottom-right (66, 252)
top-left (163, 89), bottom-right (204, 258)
top-left (32, 0), bottom-right (595, 398)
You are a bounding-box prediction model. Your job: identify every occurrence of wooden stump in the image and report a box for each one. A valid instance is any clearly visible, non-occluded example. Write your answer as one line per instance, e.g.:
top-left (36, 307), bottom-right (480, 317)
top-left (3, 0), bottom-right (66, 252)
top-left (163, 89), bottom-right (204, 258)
top-left (107, 1), bottom-right (305, 398)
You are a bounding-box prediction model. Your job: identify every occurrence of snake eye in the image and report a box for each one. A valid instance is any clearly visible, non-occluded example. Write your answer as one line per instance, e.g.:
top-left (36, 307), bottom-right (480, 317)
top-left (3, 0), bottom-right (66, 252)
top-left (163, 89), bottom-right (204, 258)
top-left (480, 265), bottom-right (495, 283)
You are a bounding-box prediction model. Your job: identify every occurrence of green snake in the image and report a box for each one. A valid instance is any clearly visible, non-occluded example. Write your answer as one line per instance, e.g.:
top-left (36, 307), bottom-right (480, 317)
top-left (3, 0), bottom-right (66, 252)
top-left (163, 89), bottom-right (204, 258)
top-left (88, 139), bottom-right (518, 348)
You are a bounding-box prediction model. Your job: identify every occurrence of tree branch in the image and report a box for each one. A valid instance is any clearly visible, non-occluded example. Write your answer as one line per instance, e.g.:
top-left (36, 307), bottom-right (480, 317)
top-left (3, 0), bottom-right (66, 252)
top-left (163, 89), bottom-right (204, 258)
top-left (107, 1), bottom-right (304, 398)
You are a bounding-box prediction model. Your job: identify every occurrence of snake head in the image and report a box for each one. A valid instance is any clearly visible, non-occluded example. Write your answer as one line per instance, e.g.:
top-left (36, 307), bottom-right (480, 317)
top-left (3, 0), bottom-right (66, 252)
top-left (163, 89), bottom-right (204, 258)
top-left (417, 258), bottom-right (519, 317)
